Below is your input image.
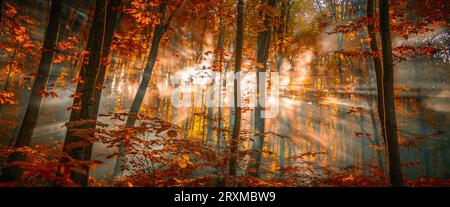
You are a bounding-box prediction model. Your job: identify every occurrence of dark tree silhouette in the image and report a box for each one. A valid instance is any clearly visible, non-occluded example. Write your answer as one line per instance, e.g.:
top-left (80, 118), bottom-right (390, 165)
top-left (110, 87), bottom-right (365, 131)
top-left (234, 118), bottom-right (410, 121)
top-left (0, 0), bottom-right (63, 183)
top-left (62, 0), bottom-right (121, 186)
top-left (367, 0), bottom-right (386, 141)
top-left (379, 0), bottom-right (403, 186)
top-left (247, 0), bottom-right (277, 177)
top-left (229, 0), bottom-right (244, 176)
top-left (113, 0), bottom-right (174, 177)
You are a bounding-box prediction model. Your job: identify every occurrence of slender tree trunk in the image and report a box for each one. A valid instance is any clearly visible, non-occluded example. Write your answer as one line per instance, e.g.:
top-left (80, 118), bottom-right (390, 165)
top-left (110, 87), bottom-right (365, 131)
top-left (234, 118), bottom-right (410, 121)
top-left (215, 18), bottom-right (225, 150)
top-left (379, 0), bottom-right (403, 186)
top-left (367, 0), bottom-right (386, 143)
top-left (362, 0), bottom-right (385, 176)
top-left (229, 0), bottom-right (244, 176)
top-left (113, 1), bottom-right (171, 177)
top-left (247, 0), bottom-right (276, 177)
top-left (276, 0), bottom-right (289, 176)
top-left (61, 0), bottom-right (121, 186)
top-left (218, 60), bottom-right (231, 150)
top-left (216, 72), bottom-right (223, 150)
top-left (201, 90), bottom-right (207, 143)
top-left (206, 84), bottom-right (215, 143)
top-left (102, 55), bottom-right (117, 113)
top-left (0, 0), bottom-right (63, 183)
top-left (92, 53), bottom-right (120, 117)
top-left (368, 89), bottom-right (385, 174)
top-left (275, 1), bottom-right (287, 170)
top-left (4, 42), bottom-right (17, 91)
top-left (111, 61), bottom-right (126, 112)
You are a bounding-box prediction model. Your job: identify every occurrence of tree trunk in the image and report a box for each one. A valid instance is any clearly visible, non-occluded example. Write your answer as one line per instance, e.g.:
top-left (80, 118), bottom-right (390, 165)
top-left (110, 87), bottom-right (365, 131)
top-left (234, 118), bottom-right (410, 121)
top-left (91, 54), bottom-right (119, 117)
top-left (229, 0), bottom-right (244, 176)
top-left (368, 90), bottom-right (386, 175)
top-left (207, 19), bottom-right (224, 144)
top-left (247, 0), bottom-right (276, 178)
top-left (0, 0), bottom-right (63, 183)
top-left (4, 42), bottom-right (17, 91)
top-left (113, 1), bottom-right (170, 177)
top-left (61, 0), bottom-right (121, 186)
top-left (214, 18), bottom-right (225, 150)
top-left (379, 0), bottom-right (403, 186)
top-left (367, 0), bottom-right (387, 144)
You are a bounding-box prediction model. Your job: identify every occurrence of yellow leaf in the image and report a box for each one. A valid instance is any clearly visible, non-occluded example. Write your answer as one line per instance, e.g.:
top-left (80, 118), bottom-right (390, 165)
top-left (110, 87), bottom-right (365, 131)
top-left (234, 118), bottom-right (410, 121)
top-left (178, 159), bottom-right (187, 169)
top-left (270, 163), bottom-right (277, 172)
top-left (182, 154), bottom-right (190, 161)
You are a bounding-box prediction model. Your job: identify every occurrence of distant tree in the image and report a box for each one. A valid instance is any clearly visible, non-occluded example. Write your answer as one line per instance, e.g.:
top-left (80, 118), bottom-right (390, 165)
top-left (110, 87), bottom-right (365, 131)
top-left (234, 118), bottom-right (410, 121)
top-left (247, 0), bottom-right (277, 178)
top-left (367, 0), bottom-right (386, 141)
top-left (113, 0), bottom-right (174, 177)
top-left (229, 0), bottom-right (244, 176)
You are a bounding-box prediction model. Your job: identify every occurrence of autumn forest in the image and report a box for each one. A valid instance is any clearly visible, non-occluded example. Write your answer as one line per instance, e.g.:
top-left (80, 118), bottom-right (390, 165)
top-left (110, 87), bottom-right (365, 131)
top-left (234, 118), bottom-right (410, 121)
top-left (0, 0), bottom-right (448, 187)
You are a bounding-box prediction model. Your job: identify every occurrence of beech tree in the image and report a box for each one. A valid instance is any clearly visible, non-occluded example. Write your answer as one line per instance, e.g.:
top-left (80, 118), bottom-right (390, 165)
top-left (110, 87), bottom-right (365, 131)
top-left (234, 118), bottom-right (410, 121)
top-left (247, 0), bottom-right (277, 178)
top-left (0, 0), bottom-right (63, 183)
top-left (229, 0), bottom-right (244, 176)
top-left (379, 0), bottom-right (403, 186)
top-left (62, 0), bottom-right (121, 186)
top-left (113, 0), bottom-right (175, 177)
